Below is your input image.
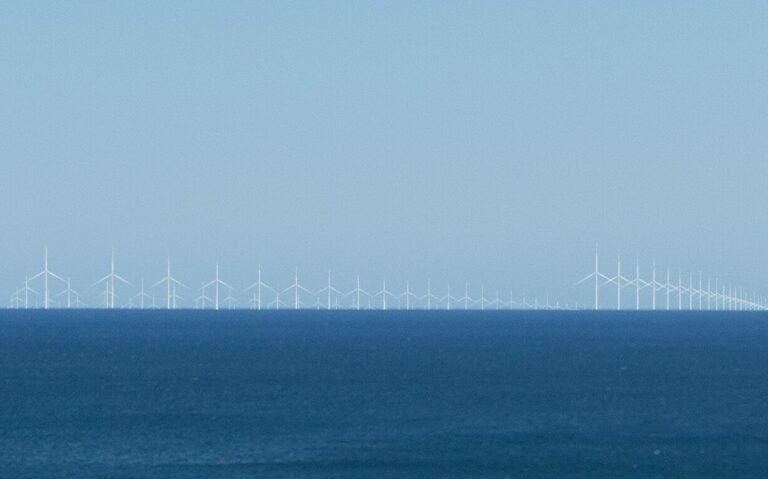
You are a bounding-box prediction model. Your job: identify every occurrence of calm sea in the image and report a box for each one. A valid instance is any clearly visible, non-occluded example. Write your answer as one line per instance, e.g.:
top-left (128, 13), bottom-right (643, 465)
top-left (1, 310), bottom-right (767, 478)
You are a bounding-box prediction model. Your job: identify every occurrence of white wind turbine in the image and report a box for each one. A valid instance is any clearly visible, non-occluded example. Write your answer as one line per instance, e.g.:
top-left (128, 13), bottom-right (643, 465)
top-left (195, 288), bottom-right (213, 309)
top-left (688, 272), bottom-right (694, 310)
top-left (281, 269), bottom-right (311, 310)
top-left (397, 280), bottom-right (419, 311)
top-left (632, 258), bottom-right (647, 311)
top-left (421, 279), bottom-right (439, 310)
top-left (479, 285), bottom-right (487, 311)
top-left (374, 279), bottom-right (395, 310)
top-left (460, 283), bottom-right (470, 310)
top-left (508, 291), bottom-right (517, 309)
top-left (94, 250), bottom-right (131, 309)
top-left (575, 249), bottom-right (611, 310)
top-left (152, 257), bottom-right (187, 309)
top-left (8, 289), bottom-right (22, 308)
top-left (171, 282), bottom-right (184, 309)
top-left (19, 276), bottom-right (39, 309)
top-left (130, 278), bottom-right (154, 309)
top-left (245, 266), bottom-right (275, 310)
top-left (268, 290), bottom-right (285, 309)
top-left (222, 287), bottom-right (238, 309)
top-left (346, 275), bottom-right (371, 311)
top-left (609, 255), bottom-right (632, 311)
top-left (650, 260), bottom-right (660, 310)
top-left (201, 262), bottom-right (232, 311)
top-left (57, 279), bottom-right (81, 309)
top-left (28, 248), bottom-right (67, 310)
top-left (315, 271), bottom-right (343, 310)
top-left (441, 283), bottom-right (456, 311)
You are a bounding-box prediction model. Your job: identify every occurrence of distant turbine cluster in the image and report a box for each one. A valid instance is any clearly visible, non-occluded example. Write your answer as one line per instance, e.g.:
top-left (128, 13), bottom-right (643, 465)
top-left (7, 249), bottom-right (571, 311)
top-left (576, 251), bottom-right (767, 311)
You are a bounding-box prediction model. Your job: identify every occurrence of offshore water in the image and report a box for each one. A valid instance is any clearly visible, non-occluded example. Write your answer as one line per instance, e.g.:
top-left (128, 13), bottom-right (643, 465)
top-left (1, 310), bottom-right (767, 478)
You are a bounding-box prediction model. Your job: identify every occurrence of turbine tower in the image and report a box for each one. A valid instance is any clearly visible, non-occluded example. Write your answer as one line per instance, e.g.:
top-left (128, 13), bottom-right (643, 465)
top-left (28, 248), bottom-right (66, 310)
top-left (245, 265), bottom-right (275, 311)
top-left (222, 287), bottom-right (238, 309)
top-left (375, 279), bottom-right (395, 310)
top-left (19, 276), bottom-right (39, 309)
top-left (315, 271), bottom-right (342, 310)
top-left (94, 250), bottom-right (131, 309)
top-left (397, 280), bottom-right (419, 311)
top-left (57, 279), bottom-right (81, 309)
top-left (152, 257), bottom-right (187, 309)
top-left (202, 262), bottom-right (232, 310)
top-left (281, 269), bottom-right (310, 310)
top-left (346, 275), bottom-right (370, 311)
top-left (130, 278), bottom-right (154, 309)
top-left (575, 248), bottom-right (610, 310)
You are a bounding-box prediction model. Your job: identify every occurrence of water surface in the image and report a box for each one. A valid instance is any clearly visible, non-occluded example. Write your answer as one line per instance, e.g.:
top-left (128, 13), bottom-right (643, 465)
top-left (1, 310), bottom-right (767, 478)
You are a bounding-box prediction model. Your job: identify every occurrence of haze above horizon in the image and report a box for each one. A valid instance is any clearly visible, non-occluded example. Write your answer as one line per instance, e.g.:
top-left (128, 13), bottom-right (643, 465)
top-left (1, 1), bottom-right (767, 304)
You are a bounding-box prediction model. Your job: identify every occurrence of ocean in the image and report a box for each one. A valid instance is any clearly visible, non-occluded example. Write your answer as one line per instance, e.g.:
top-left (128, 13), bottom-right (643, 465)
top-left (1, 310), bottom-right (767, 478)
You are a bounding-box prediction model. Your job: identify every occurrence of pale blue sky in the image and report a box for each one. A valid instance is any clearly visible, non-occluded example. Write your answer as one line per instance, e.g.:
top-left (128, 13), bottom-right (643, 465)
top-left (1, 1), bottom-right (766, 304)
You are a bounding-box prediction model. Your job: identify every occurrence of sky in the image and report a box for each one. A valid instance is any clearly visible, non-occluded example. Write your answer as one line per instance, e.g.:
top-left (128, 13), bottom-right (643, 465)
top-left (1, 1), bottom-right (767, 306)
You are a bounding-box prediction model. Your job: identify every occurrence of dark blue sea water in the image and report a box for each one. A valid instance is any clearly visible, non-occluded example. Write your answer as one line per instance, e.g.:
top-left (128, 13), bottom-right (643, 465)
top-left (1, 310), bottom-right (767, 478)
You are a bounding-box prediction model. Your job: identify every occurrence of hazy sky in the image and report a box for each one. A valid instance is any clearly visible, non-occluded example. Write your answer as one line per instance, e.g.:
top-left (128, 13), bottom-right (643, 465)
top-left (1, 1), bottom-right (767, 305)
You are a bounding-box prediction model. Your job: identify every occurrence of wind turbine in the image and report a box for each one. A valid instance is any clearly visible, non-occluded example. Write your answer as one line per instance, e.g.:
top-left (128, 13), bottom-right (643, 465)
top-left (201, 262), bottom-right (232, 311)
top-left (171, 282), bottom-right (184, 309)
top-left (575, 248), bottom-right (611, 310)
top-left (375, 279), bottom-right (395, 310)
top-left (152, 257), bottom-right (187, 309)
top-left (651, 260), bottom-right (658, 310)
top-left (222, 286), bottom-right (238, 309)
top-left (397, 280), bottom-right (419, 311)
top-left (93, 250), bottom-right (131, 309)
top-left (245, 265), bottom-right (275, 311)
top-left (633, 258), bottom-right (644, 310)
top-left (282, 269), bottom-right (310, 310)
top-left (130, 278), bottom-right (154, 309)
top-left (28, 248), bottom-right (67, 309)
top-left (8, 289), bottom-right (22, 308)
top-left (195, 289), bottom-right (213, 309)
top-left (714, 278), bottom-right (720, 310)
top-left (422, 279), bottom-right (438, 311)
top-left (315, 271), bottom-right (343, 310)
top-left (614, 255), bottom-right (623, 310)
top-left (688, 272), bottom-right (694, 310)
top-left (57, 279), bottom-right (80, 309)
top-left (728, 284), bottom-right (733, 311)
top-left (19, 276), bottom-right (39, 309)
top-left (441, 283), bottom-right (454, 311)
top-left (346, 275), bottom-right (370, 311)
top-left (268, 290), bottom-right (285, 309)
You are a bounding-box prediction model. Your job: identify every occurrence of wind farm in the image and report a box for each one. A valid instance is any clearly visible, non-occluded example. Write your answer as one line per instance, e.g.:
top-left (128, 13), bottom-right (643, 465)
top-left (575, 250), bottom-right (767, 311)
top-left (5, 249), bottom-right (766, 311)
